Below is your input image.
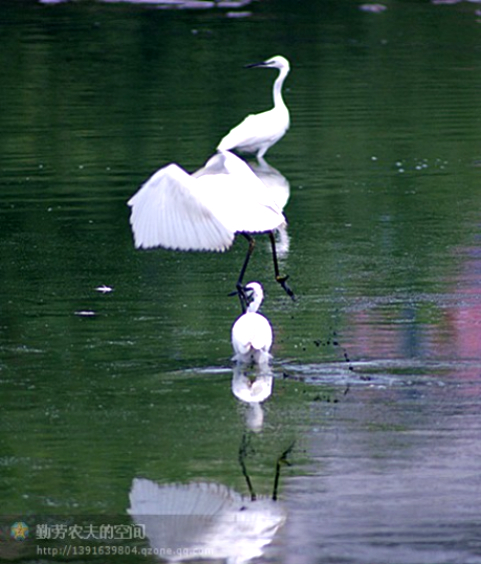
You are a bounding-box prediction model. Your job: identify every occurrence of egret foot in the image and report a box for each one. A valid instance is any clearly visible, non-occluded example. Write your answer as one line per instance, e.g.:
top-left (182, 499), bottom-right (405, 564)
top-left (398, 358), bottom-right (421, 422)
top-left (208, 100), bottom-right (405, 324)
top-left (276, 274), bottom-right (295, 301)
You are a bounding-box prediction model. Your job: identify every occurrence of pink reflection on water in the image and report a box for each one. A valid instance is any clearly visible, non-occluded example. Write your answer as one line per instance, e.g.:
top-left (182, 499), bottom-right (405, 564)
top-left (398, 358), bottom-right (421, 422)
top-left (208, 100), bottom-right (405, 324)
top-left (344, 244), bottom-right (481, 392)
top-left (446, 246), bottom-right (481, 360)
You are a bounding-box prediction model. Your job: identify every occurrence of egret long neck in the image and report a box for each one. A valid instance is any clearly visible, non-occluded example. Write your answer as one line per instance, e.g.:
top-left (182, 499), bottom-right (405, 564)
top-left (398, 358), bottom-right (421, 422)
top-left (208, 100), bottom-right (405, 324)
top-left (247, 295), bottom-right (263, 313)
top-left (272, 68), bottom-right (289, 111)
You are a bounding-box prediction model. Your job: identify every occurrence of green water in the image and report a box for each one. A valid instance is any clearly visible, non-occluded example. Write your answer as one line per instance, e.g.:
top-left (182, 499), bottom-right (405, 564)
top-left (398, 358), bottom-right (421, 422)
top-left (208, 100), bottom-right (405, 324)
top-left (1, 1), bottom-right (481, 562)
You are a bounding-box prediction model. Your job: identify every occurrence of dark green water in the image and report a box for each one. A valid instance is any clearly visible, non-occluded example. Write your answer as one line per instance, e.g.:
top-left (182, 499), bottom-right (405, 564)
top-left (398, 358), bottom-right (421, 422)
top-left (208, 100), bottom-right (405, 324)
top-left (1, 1), bottom-right (481, 563)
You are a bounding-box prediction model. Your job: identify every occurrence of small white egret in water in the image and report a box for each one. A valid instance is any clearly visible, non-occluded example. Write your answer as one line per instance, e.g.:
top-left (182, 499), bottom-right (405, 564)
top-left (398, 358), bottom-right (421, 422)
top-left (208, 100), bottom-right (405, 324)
top-left (231, 282), bottom-right (273, 364)
top-left (217, 55), bottom-right (290, 159)
top-left (128, 151), bottom-right (294, 307)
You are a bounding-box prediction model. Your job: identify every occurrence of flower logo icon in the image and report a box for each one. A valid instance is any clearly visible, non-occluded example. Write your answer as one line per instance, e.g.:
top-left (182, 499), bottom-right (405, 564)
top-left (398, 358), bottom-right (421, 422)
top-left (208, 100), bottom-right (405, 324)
top-left (11, 522), bottom-right (29, 541)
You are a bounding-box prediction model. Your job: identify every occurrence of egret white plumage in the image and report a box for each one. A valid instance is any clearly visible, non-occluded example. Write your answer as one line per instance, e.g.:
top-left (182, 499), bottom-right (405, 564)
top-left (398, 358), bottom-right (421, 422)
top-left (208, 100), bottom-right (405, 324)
top-left (231, 282), bottom-right (273, 364)
top-left (217, 55), bottom-right (290, 159)
top-left (127, 150), bottom-right (294, 307)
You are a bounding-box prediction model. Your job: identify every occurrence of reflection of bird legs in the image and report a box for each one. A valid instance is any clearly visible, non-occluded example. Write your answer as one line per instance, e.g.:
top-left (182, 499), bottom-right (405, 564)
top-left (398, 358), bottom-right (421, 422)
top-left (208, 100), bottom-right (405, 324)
top-left (238, 433), bottom-right (257, 501)
top-left (272, 441), bottom-right (295, 501)
top-left (238, 433), bottom-right (295, 502)
top-left (235, 233), bottom-right (295, 312)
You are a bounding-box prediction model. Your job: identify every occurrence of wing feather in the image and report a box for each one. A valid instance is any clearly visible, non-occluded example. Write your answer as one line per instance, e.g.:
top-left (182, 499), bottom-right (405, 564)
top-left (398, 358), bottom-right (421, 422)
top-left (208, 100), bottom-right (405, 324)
top-left (127, 164), bottom-right (235, 252)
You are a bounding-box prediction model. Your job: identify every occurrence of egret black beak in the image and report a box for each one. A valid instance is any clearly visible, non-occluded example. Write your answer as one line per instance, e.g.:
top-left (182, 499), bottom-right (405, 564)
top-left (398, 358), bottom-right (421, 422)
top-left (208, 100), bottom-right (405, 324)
top-left (230, 285), bottom-right (249, 314)
top-left (228, 286), bottom-right (251, 300)
top-left (244, 61), bottom-right (270, 69)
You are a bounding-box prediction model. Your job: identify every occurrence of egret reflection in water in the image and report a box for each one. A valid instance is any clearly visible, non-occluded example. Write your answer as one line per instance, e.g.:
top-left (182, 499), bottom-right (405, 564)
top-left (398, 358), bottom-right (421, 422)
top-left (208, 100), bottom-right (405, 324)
top-left (248, 157), bottom-right (291, 257)
top-left (232, 363), bottom-right (274, 432)
top-left (217, 56), bottom-right (290, 160)
top-left (128, 150), bottom-right (294, 307)
top-left (128, 436), bottom-right (292, 564)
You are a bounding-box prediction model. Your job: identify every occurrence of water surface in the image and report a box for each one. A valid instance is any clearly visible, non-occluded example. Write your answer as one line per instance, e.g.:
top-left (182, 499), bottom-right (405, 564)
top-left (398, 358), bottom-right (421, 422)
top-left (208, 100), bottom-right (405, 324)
top-left (1, 1), bottom-right (481, 562)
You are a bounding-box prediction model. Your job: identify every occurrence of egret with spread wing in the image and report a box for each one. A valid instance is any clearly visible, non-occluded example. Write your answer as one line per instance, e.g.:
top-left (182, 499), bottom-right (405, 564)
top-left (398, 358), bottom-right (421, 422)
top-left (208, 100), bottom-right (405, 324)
top-left (127, 151), bottom-right (293, 307)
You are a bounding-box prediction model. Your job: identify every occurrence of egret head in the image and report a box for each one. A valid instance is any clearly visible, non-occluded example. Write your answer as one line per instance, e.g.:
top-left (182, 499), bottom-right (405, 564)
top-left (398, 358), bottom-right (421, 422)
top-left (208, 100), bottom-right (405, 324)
top-left (244, 282), bottom-right (264, 313)
top-left (246, 55), bottom-right (290, 73)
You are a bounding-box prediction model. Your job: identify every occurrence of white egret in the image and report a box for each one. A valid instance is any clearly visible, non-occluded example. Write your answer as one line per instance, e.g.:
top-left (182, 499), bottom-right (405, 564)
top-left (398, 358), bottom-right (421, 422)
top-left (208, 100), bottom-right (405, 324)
top-left (217, 55), bottom-right (290, 159)
top-left (127, 151), bottom-right (294, 307)
top-left (231, 282), bottom-right (273, 364)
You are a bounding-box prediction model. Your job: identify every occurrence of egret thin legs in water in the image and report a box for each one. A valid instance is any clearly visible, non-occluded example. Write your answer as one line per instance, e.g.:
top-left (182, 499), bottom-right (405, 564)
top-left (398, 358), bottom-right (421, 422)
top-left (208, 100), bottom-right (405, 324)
top-left (235, 233), bottom-right (294, 311)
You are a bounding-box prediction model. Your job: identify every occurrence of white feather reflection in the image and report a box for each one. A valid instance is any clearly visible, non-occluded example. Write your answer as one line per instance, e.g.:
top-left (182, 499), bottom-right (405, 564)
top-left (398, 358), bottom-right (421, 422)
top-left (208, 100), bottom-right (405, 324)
top-left (232, 364), bottom-right (273, 432)
top-left (128, 460), bottom-right (286, 563)
top-left (249, 158), bottom-right (290, 216)
top-left (231, 365), bottom-right (273, 404)
top-left (248, 157), bottom-right (290, 258)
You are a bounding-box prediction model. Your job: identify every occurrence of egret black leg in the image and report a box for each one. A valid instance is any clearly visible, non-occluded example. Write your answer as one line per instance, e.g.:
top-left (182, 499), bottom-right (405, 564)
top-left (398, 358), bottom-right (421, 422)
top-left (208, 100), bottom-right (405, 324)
top-left (236, 234), bottom-right (256, 312)
top-left (268, 231), bottom-right (295, 300)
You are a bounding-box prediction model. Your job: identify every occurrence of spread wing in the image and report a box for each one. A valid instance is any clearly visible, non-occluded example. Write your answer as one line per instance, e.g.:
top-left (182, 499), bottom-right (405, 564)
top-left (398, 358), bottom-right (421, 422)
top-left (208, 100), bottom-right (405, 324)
top-left (127, 164), bottom-right (235, 252)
